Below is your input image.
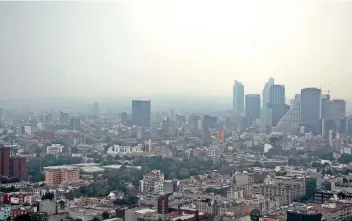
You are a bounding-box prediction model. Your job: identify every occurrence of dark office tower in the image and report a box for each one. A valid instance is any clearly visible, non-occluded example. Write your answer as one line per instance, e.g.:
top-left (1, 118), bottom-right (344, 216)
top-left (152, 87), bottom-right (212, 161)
top-left (132, 100), bottom-right (151, 127)
top-left (268, 85), bottom-right (286, 127)
top-left (44, 114), bottom-right (52, 124)
top-left (93, 102), bottom-right (99, 116)
top-left (120, 112), bottom-right (128, 124)
top-left (321, 94), bottom-right (330, 120)
top-left (203, 115), bottom-right (217, 128)
top-left (245, 94), bottom-right (261, 122)
top-left (300, 88), bottom-right (321, 134)
top-left (69, 117), bottom-right (81, 130)
top-left (10, 156), bottom-right (27, 179)
top-left (330, 99), bottom-right (346, 119)
top-left (233, 80), bottom-right (244, 117)
top-left (59, 112), bottom-right (69, 125)
top-left (0, 146), bottom-right (10, 177)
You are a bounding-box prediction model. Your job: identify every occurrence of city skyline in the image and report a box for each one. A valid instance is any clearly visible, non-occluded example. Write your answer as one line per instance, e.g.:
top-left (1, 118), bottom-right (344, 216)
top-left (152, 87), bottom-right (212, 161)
top-left (1, 1), bottom-right (352, 99)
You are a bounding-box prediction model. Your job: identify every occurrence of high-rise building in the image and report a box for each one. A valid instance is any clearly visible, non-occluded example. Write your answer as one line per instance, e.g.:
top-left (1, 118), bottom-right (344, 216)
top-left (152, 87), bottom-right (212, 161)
top-left (300, 88), bottom-right (321, 134)
top-left (10, 156), bottom-right (27, 179)
top-left (261, 78), bottom-right (275, 130)
top-left (0, 146), bottom-right (10, 177)
top-left (233, 80), bottom-right (244, 117)
top-left (132, 100), bottom-right (151, 127)
top-left (268, 85), bottom-right (287, 127)
top-left (245, 94), bottom-right (260, 122)
top-left (59, 112), bottom-right (69, 125)
top-left (69, 117), bottom-right (81, 130)
top-left (321, 94), bottom-right (331, 120)
top-left (330, 99), bottom-right (346, 119)
top-left (93, 102), bottom-right (99, 116)
top-left (120, 112), bottom-right (128, 124)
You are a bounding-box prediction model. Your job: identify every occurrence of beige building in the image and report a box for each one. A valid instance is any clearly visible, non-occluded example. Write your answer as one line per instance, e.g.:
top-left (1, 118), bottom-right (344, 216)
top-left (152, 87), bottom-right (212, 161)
top-left (45, 168), bottom-right (80, 185)
top-left (253, 177), bottom-right (305, 206)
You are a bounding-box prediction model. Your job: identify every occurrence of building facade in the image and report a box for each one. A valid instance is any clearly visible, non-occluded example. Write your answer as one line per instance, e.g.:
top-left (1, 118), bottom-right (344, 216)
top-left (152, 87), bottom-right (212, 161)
top-left (45, 168), bottom-right (80, 185)
top-left (245, 94), bottom-right (261, 122)
top-left (300, 88), bottom-right (321, 134)
top-left (132, 100), bottom-right (151, 127)
top-left (233, 80), bottom-right (244, 118)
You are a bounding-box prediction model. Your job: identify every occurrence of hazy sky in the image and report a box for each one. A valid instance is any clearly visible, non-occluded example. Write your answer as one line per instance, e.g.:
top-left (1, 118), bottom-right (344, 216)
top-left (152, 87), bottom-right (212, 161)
top-left (0, 0), bottom-right (351, 100)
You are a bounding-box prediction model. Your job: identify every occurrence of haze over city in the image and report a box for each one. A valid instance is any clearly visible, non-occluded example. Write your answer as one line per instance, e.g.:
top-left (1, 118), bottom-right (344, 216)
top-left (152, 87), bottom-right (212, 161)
top-left (1, 0), bottom-right (352, 103)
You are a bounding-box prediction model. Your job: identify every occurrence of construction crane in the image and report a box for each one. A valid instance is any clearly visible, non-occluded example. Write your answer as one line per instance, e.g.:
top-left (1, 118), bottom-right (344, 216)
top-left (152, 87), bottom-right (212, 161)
top-left (320, 83), bottom-right (332, 100)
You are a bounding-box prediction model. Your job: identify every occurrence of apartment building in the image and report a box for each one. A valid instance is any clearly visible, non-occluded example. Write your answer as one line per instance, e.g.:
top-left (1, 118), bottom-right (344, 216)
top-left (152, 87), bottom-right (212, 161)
top-left (253, 177), bottom-right (305, 205)
top-left (45, 168), bottom-right (80, 185)
top-left (46, 144), bottom-right (64, 155)
top-left (139, 170), bottom-right (165, 193)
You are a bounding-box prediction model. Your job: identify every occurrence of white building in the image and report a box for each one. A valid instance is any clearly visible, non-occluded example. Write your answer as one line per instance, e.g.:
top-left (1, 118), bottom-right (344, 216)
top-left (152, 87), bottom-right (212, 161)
top-left (106, 144), bottom-right (144, 156)
top-left (47, 144), bottom-right (64, 155)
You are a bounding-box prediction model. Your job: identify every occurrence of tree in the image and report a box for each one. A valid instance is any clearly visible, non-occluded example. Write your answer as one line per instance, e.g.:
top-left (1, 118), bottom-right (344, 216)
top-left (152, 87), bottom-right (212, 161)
top-left (42, 192), bottom-right (54, 200)
top-left (59, 200), bottom-right (66, 209)
top-left (250, 209), bottom-right (261, 221)
top-left (168, 172), bottom-right (177, 180)
top-left (102, 212), bottom-right (110, 220)
top-left (91, 217), bottom-right (100, 221)
top-left (14, 215), bottom-right (30, 221)
top-left (178, 169), bottom-right (190, 179)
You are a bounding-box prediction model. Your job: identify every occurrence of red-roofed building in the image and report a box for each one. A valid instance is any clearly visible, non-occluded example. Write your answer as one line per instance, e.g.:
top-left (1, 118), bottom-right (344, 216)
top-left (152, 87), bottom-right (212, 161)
top-left (309, 203), bottom-right (352, 221)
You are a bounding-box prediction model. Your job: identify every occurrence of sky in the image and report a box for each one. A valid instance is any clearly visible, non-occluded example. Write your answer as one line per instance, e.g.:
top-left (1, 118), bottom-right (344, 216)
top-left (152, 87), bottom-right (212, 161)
top-left (0, 0), bottom-right (351, 101)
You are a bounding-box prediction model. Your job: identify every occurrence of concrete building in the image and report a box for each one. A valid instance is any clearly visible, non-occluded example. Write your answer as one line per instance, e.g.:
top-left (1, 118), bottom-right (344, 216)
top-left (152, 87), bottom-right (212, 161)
top-left (0, 205), bottom-right (11, 220)
top-left (39, 200), bottom-right (57, 215)
top-left (268, 84), bottom-right (287, 127)
top-left (46, 144), bottom-right (64, 155)
top-left (45, 168), bottom-right (80, 185)
top-left (330, 99), bottom-right (346, 119)
top-left (261, 78), bottom-right (275, 130)
top-left (300, 88), bottom-right (321, 134)
top-left (233, 80), bottom-right (245, 118)
top-left (132, 100), bottom-right (151, 127)
top-left (309, 203), bottom-right (352, 221)
top-left (245, 94), bottom-right (261, 123)
top-left (139, 170), bottom-right (165, 193)
top-left (253, 177), bottom-right (305, 205)
top-left (10, 156), bottom-right (27, 179)
top-left (70, 117), bottom-right (81, 130)
top-left (0, 146), bottom-right (10, 177)
top-left (321, 94), bottom-right (331, 120)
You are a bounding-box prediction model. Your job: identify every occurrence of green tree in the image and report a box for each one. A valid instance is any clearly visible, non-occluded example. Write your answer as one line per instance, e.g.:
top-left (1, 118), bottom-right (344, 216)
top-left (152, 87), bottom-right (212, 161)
top-left (91, 217), bottom-right (100, 221)
top-left (102, 212), bottom-right (110, 220)
top-left (250, 209), bottom-right (261, 221)
top-left (168, 172), bottom-right (177, 179)
top-left (178, 169), bottom-right (190, 179)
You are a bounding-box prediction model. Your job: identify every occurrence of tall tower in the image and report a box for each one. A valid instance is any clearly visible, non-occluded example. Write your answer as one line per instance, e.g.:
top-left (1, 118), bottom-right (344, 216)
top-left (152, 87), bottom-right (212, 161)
top-left (233, 80), bottom-right (244, 117)
top-left (268, 84), bottom-right (287, 127)
top-left (132, 100), bottom-right (151, 127)
top-left (245, 94), bottom-right (261, 122)
top-left (300, 88), bottom-right (321, 134)
top-left (260, 78), bottom-right (275, 130)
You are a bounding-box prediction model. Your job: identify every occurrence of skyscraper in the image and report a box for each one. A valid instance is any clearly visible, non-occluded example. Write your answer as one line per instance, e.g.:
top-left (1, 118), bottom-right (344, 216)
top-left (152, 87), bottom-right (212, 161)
top-left (330, 99), bottom-right (346, 119)
top-left (268, 84), bottom-right (287, 127)
top-left (233, 80), bottom-right (244, 117)
top-left (262, 78), bottom-right (275, 109)
top-left (261, 78), bottom-right (275, 130)
top-left (321, 94), bottom-right (331, 120)
top-left (132, 100), bottom-right (151, 127)
top-left (300, 88), bottom-right (321, 134)
top-left (245, 94), bottom-right (261, 122)
top-left (274, 94), bottom-right (301, 133)
top-left (0, 146), bottom-right (10, 177)
top-left (69, 117), bottom-right (81, 130)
